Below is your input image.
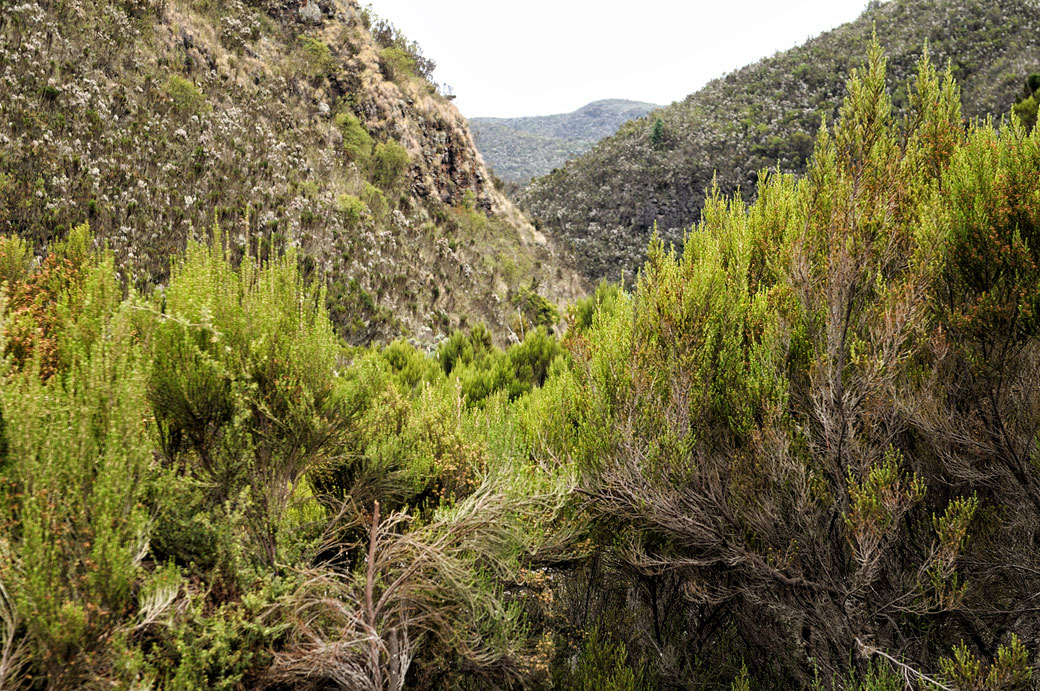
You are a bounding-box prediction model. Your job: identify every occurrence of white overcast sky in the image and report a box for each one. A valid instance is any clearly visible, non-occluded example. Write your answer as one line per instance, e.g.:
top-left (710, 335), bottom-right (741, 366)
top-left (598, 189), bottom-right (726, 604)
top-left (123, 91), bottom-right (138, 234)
top-left (362, 1), bottom-right (876, 118)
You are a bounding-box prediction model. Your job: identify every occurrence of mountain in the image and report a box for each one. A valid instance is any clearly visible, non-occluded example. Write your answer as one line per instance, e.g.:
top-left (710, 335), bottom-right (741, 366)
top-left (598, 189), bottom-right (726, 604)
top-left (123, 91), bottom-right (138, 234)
top-left (0, 0), bottom-right (585, 345)
top-left (469, 99), bottom-right (660, 185)
top-left (520, 0), bottom-right (1040, 282)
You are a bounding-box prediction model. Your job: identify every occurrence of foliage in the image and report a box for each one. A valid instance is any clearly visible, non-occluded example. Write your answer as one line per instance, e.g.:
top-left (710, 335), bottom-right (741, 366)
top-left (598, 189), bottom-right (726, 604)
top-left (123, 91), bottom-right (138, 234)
top-left (165, 75), bottom-right (207, 113)
top-left (370, 140), bottom-right (411, 192)
top-left (1012, 73), bottom-right (1040, 130)
top-left (555, 627), bottom-right (653, 691)
top-left (0, 225), bottom-right (574, 689)
top-left (364, 8), bottom-right (437, 80)
top-left (4, 11), bottom-right (1040, 691)
top-left (378, 46), bottom-right (417, 83)
top-left (521, 0), bottom-right (1040, 283)
top-left (511, 285), bottom-right (560, 334)
top-left (530, 42), bottom-right (1040, 689)
top-left (299, 34), bottom-right (336, 77)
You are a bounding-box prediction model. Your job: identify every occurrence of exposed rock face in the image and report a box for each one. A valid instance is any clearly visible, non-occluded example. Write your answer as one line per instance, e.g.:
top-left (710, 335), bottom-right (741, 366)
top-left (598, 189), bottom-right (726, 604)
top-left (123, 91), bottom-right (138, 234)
top-left (298, 0), bottom-right (322, 24)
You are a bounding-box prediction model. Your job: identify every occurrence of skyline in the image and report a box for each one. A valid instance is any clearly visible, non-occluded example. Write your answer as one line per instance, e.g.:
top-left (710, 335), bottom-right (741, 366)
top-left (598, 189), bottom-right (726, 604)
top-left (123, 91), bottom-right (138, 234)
top-left (362, 0), bottom-right (879, 117)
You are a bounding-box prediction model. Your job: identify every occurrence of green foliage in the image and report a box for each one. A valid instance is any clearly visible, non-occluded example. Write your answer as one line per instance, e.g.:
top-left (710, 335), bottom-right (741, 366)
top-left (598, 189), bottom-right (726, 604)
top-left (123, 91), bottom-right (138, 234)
top-left (511, 285), bottom-right (560, 334)
top-left (365, 8), bottom-right (436, 79)
top-left (335, 193), bottom-right (366, 224)
top-left (335, 110), bottom-right (374, 162)
top-left (6, 22), bottom-right (1040, 691)
top-left (161, 584), bottom-right (286, 690)
top-left (530, 42), bottom-right (1040, 688)
top-left (940, 636), bottom-right (1032, 690)
top-left (649, 117), bottom-right (665, 146)
top-left (569, 281), bottom-right (622, 333)
top-left (0, 234), bottom-right (153, 686)
top-left (1012, 73), bottom-right (1040, 130)
top-left (370, 140), bottom-right (410, 191)
top-left (165, 75), bottom-right (207, 113)
top-left (378, 45), bottom-right (417, 83)
top-left (0, 235), bottom-right (32, 290)
top-left (149, 233), bottom-right (351, 566)
top-left (0, 221), bottom-right (576, 688)
top-left (298, 35), bottom-right (336, 76)
top-left (556, 627), bottom-right (653, 691)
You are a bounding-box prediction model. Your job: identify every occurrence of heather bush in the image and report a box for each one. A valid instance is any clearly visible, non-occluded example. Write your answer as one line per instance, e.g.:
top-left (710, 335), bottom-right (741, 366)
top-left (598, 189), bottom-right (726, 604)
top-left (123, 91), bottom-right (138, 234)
top-left (535, 42), bottom-right (1040, 689)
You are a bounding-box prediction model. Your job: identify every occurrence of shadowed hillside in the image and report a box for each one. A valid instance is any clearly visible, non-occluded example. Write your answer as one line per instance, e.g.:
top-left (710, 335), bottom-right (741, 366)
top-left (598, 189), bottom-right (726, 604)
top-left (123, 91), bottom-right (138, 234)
top-left (520, 0), bottom-right (1040, 282)
top-left (470, 99), bottom-right (659, 185)
top-left (0, 0), bottom-right (585, 344)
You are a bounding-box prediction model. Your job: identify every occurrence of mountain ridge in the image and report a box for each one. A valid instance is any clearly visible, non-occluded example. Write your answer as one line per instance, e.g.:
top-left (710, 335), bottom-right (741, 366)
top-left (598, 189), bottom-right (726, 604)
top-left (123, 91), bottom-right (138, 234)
top-left (0, 0), bottom-right (585, 344)
top-left (469, 98), bottom-right (660, 184)
top-left (520, 0), bottom-right (1040, 282)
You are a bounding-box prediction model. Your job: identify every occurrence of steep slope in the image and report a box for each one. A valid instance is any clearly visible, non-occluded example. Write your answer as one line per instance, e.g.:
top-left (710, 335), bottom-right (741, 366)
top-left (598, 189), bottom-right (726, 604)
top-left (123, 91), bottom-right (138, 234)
top-left (0, 0), bottom-right (585, 344)
top-left (520, 0), bottom-right (1040, 282)
top-left (470, 99), bottom-right (659, 184)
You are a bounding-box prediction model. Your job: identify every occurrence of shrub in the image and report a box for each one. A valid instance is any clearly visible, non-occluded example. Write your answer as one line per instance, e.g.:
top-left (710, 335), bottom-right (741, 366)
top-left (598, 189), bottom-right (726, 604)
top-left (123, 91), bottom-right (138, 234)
top-left (378, 45), bottom-right (416, 82)
top-left (537, 42), bottom-right (1040, 687)
top-left (370, 140), bottom-right (410, 191)
top-left (0, 235), bottom-right (32, 289)
top-left (0, 233), bottom-right (155, 686)
top-left (165, 75), bottom-right (206, 113)
top-left (334, 111), bottom-right (374, 162)
top-left (148, 234), bottom-right (353, 566)
top-left (556, 627), bottom-right (653, 691)
top-left (299, 35), bottom-right (336, 76)
top-left (335, 193), bottom-right (366, 224)
top-left (511, 285), bottom-right (560, 334)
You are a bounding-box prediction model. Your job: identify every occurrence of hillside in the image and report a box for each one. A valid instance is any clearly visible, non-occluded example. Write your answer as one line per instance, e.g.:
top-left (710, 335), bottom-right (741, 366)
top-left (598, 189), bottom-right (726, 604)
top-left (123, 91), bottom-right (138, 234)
top-left (520, 0), bottom-right (1040, 282)
top-left (0, 0), bottom-right (585, 344)
top-left (5, 46), bottom-right (1040, 688)
top-left (469, 99), bottom-right (659, 184)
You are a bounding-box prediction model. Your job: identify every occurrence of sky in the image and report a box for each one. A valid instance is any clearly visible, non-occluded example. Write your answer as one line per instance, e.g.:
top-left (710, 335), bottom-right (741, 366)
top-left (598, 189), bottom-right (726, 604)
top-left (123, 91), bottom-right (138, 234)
top-left (362, 0), bottom-right (877, 118)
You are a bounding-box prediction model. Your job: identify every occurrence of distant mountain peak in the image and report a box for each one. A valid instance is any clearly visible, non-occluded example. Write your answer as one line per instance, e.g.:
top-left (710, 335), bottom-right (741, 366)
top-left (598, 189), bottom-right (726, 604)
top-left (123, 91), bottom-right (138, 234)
top-left (468, 99), bottom-right (660, 185)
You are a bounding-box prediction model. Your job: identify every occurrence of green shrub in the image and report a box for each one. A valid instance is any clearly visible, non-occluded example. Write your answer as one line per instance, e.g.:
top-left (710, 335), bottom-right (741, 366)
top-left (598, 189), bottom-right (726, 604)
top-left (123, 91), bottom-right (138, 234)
top-left (511, 285), bottom-right (560, 333)
top-left (568, 281), bottom-right (622, 333)
top-left (165, 75), bottom-right (206, 113)
top-left (0, 235), bottom-right (32, 289)
top-left (534, 42), bottom-right (1040, 687)
top-left (360, 181), bottom-right (388, 216)
top-left (556, 627), bottom-right (652, 691)
top-left (336, 193), bottom-right (366, 224)
top-left (334, 111), bottom-right (374, 162)
top-left (298, 35), bottom-right (335, 76)
top-left (1012, 94), bottom-right (1038, 130)
top-left (149, 234), bottom-right (352, 566)
top-left (378, 45), bottom-right (416, 82)
top-left (370, 140), bottom-right (410, 191)
top-left (0, 242), bottom-right (154, 686)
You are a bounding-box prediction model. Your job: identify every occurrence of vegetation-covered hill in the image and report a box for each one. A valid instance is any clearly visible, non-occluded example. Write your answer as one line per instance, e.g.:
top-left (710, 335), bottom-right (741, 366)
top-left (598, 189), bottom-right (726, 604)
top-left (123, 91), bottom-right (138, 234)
top-left (520, 0), bottom-right (1040, 282)
top-left (469, 99), bottom-right (659, 185)
top-left (3, 44), bottom-right (1040, 689)
top-left (0, 0), bottom-right (585, 345)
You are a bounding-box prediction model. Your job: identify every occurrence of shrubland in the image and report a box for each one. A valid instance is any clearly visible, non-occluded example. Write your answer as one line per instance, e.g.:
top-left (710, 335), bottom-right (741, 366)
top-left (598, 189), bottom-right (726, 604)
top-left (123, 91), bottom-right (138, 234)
top-left (521, 0), bottom-right (1040, 284)
top-left (1, 32), bottom-right (1040, 691)
top-left (0, 0), bottom-right (582, 347)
